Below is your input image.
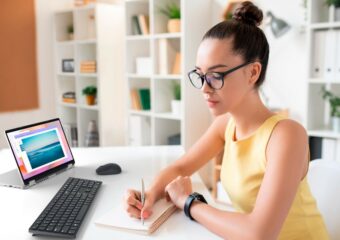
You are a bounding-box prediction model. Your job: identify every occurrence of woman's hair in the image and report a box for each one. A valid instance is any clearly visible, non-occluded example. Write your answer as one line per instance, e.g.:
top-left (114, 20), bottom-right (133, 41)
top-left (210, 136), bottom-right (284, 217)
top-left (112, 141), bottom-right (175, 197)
top-left (202, 1), bottom-right (269, 88)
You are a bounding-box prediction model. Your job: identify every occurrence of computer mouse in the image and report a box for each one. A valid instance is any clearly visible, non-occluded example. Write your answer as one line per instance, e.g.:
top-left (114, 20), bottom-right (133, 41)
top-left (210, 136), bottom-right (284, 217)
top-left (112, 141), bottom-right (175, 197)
top-left (96, 163), bottom-right (122, 175)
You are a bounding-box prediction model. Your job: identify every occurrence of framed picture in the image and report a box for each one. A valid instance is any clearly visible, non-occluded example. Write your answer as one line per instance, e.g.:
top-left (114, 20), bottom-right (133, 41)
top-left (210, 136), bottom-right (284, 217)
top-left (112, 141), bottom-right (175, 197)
top-left (62, 59), bottom-right (74, 73)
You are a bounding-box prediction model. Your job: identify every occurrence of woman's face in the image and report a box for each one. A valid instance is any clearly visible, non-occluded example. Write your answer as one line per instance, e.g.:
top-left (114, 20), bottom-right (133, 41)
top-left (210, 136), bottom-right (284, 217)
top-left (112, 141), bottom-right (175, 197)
top-left (195, 38), bottom-right (258, 116)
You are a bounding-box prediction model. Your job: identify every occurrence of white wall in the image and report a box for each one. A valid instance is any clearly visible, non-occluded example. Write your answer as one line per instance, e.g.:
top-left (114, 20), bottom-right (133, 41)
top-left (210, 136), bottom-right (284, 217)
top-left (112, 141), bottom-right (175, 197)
top-left (212, 0), bottom-right (308, 124)
top-left (0, 0), bottom-right (74, 149)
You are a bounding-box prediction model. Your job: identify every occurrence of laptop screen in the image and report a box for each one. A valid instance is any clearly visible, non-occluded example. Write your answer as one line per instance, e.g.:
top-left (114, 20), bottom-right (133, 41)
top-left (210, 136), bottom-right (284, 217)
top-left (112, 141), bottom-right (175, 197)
top-left (5, 119), bottom-right (74, 181)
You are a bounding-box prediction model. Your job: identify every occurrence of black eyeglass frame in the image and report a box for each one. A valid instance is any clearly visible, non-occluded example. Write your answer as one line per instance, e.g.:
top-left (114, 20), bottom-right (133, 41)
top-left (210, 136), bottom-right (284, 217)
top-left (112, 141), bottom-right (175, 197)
top-left (188, 61), bottom-right (254, 90)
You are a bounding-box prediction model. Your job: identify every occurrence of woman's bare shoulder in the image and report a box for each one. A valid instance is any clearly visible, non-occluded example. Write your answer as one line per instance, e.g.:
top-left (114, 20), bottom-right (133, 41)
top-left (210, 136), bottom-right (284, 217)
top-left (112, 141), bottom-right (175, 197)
top-left (273, 118), bottom-right (307, 139)
top-left (211, 113), bottom-right (231, 140)
top-left (268, 118), bottom-right (308, 165)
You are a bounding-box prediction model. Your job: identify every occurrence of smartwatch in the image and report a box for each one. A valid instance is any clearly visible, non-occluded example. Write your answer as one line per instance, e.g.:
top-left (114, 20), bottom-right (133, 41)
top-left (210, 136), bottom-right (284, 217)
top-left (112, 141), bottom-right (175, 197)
top-left (184, 192), bottom-right (207, 221)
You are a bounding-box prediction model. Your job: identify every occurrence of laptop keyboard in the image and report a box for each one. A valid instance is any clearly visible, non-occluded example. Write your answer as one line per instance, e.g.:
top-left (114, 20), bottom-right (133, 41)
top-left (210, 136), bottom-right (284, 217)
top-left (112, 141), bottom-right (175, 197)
top-left (29, 177), bottom-right (102, 238)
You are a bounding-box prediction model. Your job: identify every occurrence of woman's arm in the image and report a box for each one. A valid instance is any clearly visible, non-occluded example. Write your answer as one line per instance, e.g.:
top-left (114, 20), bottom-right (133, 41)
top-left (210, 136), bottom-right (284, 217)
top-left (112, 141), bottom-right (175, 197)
top-left (167, 119), bottom-right (309, 240)
top-left (125, 114), bottom-right (229, 218)
top-left (148, 114), bottom-right (229, 201)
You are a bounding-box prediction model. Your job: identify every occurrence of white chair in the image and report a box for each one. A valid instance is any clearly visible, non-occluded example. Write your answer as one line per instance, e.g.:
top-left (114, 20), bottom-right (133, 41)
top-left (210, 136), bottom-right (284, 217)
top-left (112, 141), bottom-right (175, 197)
top-left (307, 159), bottom-right (340, 240)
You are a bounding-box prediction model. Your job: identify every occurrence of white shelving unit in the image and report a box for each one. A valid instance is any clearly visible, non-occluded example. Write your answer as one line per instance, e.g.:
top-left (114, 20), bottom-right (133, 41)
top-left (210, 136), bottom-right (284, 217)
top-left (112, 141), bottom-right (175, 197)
top-left (54, 3), bottom-right (123, 147)
top-left (306, 0), bottom-right (340, 161)
top-left (124, 0), bottom-right (212, 149)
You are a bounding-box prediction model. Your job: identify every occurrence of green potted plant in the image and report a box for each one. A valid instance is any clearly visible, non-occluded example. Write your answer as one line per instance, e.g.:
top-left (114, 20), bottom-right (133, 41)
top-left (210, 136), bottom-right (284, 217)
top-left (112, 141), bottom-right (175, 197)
top-left (171, 82), bottom-right (181, 115)
top-left (326, 0), bottom-right (340, 21)
top-left (159, 3), bottom-right (181, 33)
top-left (321, 86), bottom-right (340, 132)
top-left (82, 85), bottom-right (97, 105)
top-left (67, 24), bottom-right (74, 40)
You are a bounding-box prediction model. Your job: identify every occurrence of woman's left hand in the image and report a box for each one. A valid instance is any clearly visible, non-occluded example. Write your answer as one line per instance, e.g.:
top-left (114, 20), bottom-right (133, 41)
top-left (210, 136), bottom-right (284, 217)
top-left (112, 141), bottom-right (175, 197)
top-left (165, 176), bottom-right (192, 210)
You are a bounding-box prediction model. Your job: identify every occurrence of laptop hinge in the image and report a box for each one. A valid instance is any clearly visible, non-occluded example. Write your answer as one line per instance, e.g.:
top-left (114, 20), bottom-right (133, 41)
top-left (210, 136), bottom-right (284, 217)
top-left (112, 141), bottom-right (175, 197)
top-left (67, 163), bottom-right (73, 169)
top-left (28, 180), bottom-right (36, 187)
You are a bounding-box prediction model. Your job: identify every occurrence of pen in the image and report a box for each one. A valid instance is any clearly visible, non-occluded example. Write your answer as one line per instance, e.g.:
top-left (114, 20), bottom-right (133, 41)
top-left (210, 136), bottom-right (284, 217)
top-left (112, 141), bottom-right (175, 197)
top-left (141, 178), bottom-right (145, 225)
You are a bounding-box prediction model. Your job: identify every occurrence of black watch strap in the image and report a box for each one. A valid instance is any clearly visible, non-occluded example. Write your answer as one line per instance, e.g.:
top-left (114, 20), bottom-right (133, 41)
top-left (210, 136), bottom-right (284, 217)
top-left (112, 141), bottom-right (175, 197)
top-left (184, 192), bottom-right (207, 221)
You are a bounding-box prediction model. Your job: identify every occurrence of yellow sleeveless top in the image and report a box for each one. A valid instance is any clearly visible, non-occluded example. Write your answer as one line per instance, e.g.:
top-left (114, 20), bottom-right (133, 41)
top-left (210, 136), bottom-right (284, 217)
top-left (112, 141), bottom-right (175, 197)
top-left (220, 114), bottom-right (329, 239)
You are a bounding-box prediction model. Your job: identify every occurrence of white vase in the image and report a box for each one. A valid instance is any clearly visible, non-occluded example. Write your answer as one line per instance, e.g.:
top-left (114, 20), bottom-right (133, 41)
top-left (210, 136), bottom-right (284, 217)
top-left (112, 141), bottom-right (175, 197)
top-left (171, 100), bottom-right (181, 116)
top-left (332, 117), bottom-right (340, 132)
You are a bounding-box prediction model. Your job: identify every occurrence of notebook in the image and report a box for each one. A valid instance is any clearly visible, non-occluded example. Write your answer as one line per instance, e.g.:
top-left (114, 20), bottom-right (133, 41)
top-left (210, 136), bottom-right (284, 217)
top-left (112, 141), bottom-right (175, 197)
top-left (95, 198), bottom-right (177, 235)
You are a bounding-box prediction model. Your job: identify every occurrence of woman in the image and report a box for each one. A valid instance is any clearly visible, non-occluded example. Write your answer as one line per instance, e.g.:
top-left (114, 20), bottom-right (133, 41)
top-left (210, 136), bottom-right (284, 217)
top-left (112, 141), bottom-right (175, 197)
top-left (124, 2), bottom-right (329, 239)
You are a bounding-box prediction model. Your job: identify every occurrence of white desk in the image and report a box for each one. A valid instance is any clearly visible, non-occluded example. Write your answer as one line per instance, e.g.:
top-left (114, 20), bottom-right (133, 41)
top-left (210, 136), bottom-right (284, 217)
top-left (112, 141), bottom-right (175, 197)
top-left (0, 146), bottom-right (221, 239)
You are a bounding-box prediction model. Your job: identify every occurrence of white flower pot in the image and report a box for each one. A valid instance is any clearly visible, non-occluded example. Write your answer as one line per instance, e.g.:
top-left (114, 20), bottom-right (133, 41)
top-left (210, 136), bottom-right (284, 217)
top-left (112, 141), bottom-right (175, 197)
top-left (332, 117), bottom-right (340, 132)
top-left (171, 100), bottom-right (181, 116)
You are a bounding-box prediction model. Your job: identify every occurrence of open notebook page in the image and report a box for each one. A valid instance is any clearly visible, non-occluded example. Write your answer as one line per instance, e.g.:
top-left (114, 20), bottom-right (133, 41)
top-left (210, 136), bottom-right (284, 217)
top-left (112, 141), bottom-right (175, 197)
top-left (95, 198), bottom-right (177, 235)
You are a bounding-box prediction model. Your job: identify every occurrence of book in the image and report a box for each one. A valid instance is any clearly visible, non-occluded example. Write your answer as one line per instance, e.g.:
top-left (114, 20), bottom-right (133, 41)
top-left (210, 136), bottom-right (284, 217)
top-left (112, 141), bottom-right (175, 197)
top-left (95, 198), bottom-right (177, 235)
top-left (132, 15), bottom-right (142, 35)
top-left (312, 31), bottom-right (326, 78)
top-left (172, 52), bottom-right (181, 74)
top-left (130, 89), bottom-right (142, 110)
top-left (62, 98), bottom-right (76, 103)
top-left (158, 39), bottom-right (176, 75)
top-left (324, 30), bottom-right (336, 81)
top-left (322, 138), bottom-right (337, 162)
top-left (335, 30), bottom-right (340, 81)
top-left (129, 115), bottom-right (151, 145)
top-left (138, 14), bottom-right (149, 35)
top-left (138, 89), bottom-right (150, 110)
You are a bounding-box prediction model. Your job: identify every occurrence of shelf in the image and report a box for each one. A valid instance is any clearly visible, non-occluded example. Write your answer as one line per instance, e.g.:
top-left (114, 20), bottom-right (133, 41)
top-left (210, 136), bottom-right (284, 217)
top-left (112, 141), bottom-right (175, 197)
top-left (125, 0), bottom-right (212, 148)
top-left (76, 39), bottom-right (97, 44)
top-left (309, 78), bottom-right (340, 84)
top-left (153, 33), bottom-right (182, 39)
top-left (78, 73), bottom-right (97, 77)
top-left (125, 0), bottom-right (149, 3)
top-left (154, 112), bottom-right (182, 120)
top-left (308, 129), bottom-right (340, 139)
top-left (126, 35), bottom-right (151, 41)
top-left (59, 102), bottom-right (78, 108)
top-left (79, 104), bottom-right (99, 110)
top-left (127, 73), bottom-right (151, 79)
top-left (56, 40), bottom-right (75, 46)
top-left (154, 75), bottom-right (182, 80)
top-left (55, 4), bottom-right (124, 147)
top-left (74, 3), bottom-right (96, 11)
top-left (57, 72), bottom-right (76, 77)
top-left (129, 110), bottom-right (152, 116)
top-left (310, 22), bottom-right (340, 30)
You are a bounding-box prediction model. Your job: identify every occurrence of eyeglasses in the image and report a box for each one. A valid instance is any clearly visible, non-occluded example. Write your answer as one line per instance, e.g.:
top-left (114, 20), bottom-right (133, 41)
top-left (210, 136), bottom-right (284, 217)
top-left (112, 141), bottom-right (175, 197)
top-left (188, 61), bottom-right (253, 90)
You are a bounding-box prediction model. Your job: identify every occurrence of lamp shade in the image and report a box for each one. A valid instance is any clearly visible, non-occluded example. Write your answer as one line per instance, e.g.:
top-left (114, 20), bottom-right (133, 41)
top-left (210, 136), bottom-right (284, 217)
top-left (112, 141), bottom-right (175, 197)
top-left (267, 11), bottom-right (291, 38)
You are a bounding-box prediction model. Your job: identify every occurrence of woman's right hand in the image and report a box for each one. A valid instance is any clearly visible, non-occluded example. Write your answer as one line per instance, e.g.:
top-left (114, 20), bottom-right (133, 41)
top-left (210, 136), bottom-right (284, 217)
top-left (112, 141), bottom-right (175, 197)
top-left (124, 189), bottom-right (156, 219)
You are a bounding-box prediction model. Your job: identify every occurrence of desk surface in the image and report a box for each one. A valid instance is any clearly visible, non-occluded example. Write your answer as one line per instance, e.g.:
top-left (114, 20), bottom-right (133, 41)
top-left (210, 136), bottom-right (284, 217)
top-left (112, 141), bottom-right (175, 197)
top-left (0, 146), bottom-right (222, 239)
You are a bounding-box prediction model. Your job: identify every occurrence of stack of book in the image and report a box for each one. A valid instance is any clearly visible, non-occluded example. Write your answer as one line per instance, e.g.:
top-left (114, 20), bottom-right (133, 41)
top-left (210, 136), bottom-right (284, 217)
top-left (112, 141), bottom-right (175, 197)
top-left (131, 14), bottom-right (149, 35)
top-left (62, 92), bottom-right (76, 103)
top-left (130, 88), bottom-right (150, 110)
top-left (80, 60), bottom-right (96, 73)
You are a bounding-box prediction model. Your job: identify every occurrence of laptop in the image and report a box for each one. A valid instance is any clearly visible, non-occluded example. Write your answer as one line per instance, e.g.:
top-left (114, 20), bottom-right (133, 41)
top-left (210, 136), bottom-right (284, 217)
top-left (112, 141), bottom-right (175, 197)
top-left (0, 118), bottom-right (75, 189)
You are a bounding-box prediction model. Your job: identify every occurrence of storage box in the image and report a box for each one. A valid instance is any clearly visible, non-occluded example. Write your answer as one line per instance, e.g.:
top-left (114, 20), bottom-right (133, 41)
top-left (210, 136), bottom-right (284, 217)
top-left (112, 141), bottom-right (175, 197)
top-left (136, 57), bottom-right (152, 75)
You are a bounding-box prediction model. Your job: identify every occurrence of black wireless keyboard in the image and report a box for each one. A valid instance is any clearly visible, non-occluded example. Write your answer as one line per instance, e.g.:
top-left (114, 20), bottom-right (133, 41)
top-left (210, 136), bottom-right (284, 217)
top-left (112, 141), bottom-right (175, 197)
top-left (29, 177), bottom-right (102, 239)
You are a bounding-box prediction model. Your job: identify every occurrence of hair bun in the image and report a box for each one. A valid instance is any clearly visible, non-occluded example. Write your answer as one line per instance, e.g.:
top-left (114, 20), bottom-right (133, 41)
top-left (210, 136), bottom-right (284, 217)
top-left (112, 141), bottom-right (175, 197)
top-left (232, 1), bottom-right (263, 27)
